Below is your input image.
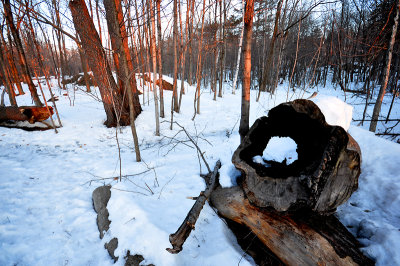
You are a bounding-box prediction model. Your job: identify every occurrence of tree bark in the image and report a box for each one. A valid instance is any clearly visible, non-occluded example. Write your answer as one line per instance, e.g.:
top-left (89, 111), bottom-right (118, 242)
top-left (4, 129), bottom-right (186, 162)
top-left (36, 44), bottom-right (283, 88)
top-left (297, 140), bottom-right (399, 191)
top-left (69, 0), bottom-right (128, 127)
top-left (2, 0), bottom-right (42, 106)
top-left (103, 0), bottom-right (141, 160)
top-left (239, 0), bottom-right (254, 143)
top-left (156, 0), bottom-right (165, 118)
top-left (0, 106), bottom-right (53, 123)
top-left (210, 186), bottom-right (374, 266)
top-left (259, 0), bottom-right (283, 95)
top-left (232, 0), bottom-right (244, 95)
top-left (114, 0), bottom-right (142, 117)
top-left (0, 40), bottom-right (17, 106)
top-left (149, 0), bottom-right (160, 136)
top-left (172, 0), bottom-right (179, 112)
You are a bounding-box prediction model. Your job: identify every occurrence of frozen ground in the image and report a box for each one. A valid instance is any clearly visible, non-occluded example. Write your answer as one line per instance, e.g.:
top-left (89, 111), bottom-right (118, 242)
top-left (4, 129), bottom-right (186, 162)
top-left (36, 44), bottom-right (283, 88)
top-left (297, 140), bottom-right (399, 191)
top-left (0, 76), bottom-right (399, 266)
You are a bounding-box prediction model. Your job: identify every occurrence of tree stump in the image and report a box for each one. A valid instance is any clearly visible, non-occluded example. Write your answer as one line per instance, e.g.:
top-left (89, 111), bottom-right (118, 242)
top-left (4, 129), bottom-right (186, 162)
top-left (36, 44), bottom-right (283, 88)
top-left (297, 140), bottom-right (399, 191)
top-left (232, 99), bottom-right (361, 214)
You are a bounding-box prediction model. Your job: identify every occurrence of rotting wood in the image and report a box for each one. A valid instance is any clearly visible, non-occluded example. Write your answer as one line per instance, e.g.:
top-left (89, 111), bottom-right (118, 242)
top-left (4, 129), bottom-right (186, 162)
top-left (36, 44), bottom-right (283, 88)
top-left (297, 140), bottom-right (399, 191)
top-left (0, 106), bottom-right (54, 124)
top-left (166, 160), bottom-right (221, 254)
top-left (233, 99), bottom-right (361, 214)
top-left (210, 186), bottom-right (374, 266)
top-left (140, 74), bottom-right (173, 91)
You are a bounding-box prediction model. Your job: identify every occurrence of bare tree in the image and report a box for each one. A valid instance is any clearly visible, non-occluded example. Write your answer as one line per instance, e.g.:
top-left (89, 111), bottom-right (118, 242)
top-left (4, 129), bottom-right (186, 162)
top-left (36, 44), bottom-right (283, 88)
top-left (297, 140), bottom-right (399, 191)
top-left (239, 0), bottom-right (255, 143)
top-left (369, 0), bottom-right (399, 132)
top-left (149, 0), bottom-right (160, 136)
top-left (2, 0), bottom-right (42, 106)
top-left (70, 0), bottom-right (128, 127)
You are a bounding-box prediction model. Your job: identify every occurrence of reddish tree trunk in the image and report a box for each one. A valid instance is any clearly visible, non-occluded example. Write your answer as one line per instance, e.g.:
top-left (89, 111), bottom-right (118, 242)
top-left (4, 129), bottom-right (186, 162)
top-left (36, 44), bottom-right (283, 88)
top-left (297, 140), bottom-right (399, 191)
top-left (69, 0), bottom-right (129, 127)
top-left (2, 0), bottom-right (42, 106)
top-left (239, 0), bottom-right (255, 143)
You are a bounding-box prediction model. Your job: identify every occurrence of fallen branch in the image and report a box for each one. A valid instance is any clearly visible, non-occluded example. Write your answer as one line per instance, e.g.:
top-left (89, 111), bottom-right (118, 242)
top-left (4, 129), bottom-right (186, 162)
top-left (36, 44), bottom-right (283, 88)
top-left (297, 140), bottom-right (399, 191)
top-left (166, 160), bottom-right (221, 254)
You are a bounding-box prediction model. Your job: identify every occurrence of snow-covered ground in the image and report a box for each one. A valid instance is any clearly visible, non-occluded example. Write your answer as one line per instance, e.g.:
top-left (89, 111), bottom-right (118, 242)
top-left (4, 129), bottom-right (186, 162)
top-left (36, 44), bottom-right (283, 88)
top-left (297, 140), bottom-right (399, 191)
top-left (0, 76), bottom-right (399, 266)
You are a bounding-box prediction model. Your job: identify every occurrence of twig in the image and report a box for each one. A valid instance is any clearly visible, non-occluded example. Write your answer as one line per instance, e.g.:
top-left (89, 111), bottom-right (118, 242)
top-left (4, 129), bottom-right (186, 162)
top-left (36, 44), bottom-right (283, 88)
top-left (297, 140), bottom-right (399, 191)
top-left (158, 173), bottom-right (176, 199)
top-left (174, 121), bottom-right (211, 173)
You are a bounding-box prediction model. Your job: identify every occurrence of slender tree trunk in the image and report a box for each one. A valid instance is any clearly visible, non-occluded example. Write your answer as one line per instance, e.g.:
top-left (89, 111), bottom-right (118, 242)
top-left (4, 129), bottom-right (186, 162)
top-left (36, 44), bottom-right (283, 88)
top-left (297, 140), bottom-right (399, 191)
top-left (232, 0), bottom-right (244, 95)
top-left (2, 0), bottom-right (42, 106)
top-left (0, 30), bottom-right (24, 95)
top-left (178, 0), bottom-right (191, 112)
top-left (77, 41), bottom-right (91, 92)
top-left (172, 0), bottom-right (179, 112)
top-left (259, 0), bottom-right (282, 97)
top-left (115, 0), bottom-right (142, 116)
top-left (95, 0), bottom-right (102, 43)
top-left (0, 40), bottom-right (17, 106)
top-left (192, 0), bottom-right (206, 118)
top-left (149, 0), bottom-right (160, 136)
top-left (239, 0), bottom-right (255, 143)
top-left (188, 0), bottom-right (194, 86)
top-left (369, 0), bottom-right (399, 132)
top-left (156, 0), bottom-right (165, 118)
top-left (218, 0), bottom-right (226, 98)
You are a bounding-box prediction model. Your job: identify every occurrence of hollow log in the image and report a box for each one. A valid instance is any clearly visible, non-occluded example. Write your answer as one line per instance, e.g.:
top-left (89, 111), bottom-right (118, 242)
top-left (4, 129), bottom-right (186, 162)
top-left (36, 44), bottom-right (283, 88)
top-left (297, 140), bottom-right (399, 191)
top-left (211, 186), bottom-right (374, 266)
top-left (232, 99), bottom-right (361, 214)
top-left (0, 106), bottom-right (54, 123)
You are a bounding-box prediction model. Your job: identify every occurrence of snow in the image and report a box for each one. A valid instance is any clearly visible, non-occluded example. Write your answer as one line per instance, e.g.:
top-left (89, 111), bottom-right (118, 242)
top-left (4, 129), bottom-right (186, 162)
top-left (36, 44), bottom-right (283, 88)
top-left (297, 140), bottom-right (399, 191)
top-left (313, 96), bottom-right (353, 131)
top-left (1, 76), bottom-right (400, 265)
top-left (259, 136), bottom-right (298, 165)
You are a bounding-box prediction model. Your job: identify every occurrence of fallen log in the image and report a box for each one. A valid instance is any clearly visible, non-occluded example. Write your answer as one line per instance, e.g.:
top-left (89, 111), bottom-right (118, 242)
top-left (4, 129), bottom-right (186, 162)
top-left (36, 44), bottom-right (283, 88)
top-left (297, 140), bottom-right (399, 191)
top-left (211, 186), bottom-right (374, 266)
top-left (140, 74), bottom-right (173, 91)
top-left (232, 99), bottom-right (361, 214)
top-left (0, 106), bottom-right (54, 124)
top-left (166, 160), bottom-right (221, 254)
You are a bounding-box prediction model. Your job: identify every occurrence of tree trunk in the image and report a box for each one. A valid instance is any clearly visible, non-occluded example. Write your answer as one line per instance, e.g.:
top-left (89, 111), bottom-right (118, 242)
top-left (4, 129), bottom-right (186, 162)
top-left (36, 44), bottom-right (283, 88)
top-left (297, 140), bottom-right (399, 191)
top-left (369, 0), bottom-right (399, 132)
top-left (2, 0), bottom-right (42, 107)
top-left (0, 30), bottom-right (24, 95)
top-left (0, 40), bottom-right (17, 106)
top-left (239, 0), bottom-right (255, 143)
top-left (211, 186), bottom-right (374, 266)
top-left (233, 100), bottom-right (361, 213)
top-left (259, 0), bottom-right (283, 94)
top-left (218, 0), bottom-right (226, 98)
top-left (232, 0), bottom-right (244, 95)
top-left (103, 0), bottom-right (141, 160)
top-left (114, 0), bottom-right (141, 117)
top-left (172, 0), bottom-right (179, 112)
top-left (193, 0), bottom-right (207, 118)
top-left (149, 0), bottom-right (160, 136)
top-left (156, 0), bottom-right (165, 118)
top-left (70, 0), bottom-right (128, 127)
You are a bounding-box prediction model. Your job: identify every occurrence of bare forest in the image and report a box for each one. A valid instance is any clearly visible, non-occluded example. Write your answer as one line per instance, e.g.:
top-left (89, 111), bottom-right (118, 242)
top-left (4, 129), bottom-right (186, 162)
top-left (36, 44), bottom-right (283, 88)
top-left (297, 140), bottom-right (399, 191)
top-left (1, 0), bottom-right (400, 265)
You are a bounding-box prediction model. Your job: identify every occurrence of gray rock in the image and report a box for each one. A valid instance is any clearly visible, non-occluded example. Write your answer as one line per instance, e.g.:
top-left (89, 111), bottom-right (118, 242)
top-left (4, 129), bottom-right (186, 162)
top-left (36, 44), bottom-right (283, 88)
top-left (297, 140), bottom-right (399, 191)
top-left (105, 238), bottom-right (119, 262)
top-left (125, 251), bottom-right (154, 266)
top-left (92, 185), bottom-right (111, 213)
top-left (97, 207), bottom-right (110, 239)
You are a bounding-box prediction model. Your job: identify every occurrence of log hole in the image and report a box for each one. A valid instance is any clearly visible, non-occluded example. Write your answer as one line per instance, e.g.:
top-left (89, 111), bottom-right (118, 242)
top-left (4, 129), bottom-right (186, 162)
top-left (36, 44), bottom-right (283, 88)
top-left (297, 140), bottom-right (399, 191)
top-left (240, 104), bottom-right (332, 179)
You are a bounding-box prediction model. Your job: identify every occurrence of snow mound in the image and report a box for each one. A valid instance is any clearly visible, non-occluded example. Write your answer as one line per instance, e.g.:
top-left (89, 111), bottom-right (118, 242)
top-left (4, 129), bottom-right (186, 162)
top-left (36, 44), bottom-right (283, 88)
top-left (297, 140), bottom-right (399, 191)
top-left (312, 96), bottom-right (353, 131)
